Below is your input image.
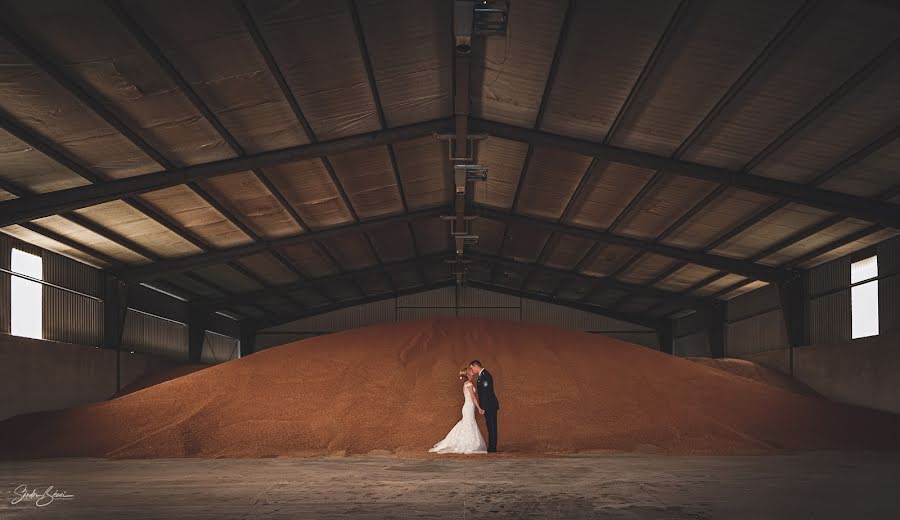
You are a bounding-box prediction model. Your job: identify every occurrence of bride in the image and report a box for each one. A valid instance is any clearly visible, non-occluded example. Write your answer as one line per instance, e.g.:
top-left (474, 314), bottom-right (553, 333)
top-left (429, 369), bottom-right (488, 454)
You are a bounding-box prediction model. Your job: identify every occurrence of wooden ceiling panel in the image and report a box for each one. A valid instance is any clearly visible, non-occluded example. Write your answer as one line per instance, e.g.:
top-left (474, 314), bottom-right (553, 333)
top-left (500, 222), bottom-right (551, 263)
top-left (541, 0), bottom-right (679, 141)
top-left (366, 221), bottom-right (415, 262)
top-left (319, 233), bottom-right (377, 271)
top-left (578, 244), bottom-right (637, 278)
top-left (543, 234), bottom-right (593, 271)
top-left (355, 0), bottom-right (451, 127)
top-left (691, 273), bottom-right (747, 297)
top-left (662, 188), bottom-right (777, 250)
top-left (410, 217), bottom-right (449, 255)
top-left (613, 1), bottom-right (802, 156)
top-left (616, 176), bottom-right (719, 240)
top-left (760, 218), bottom-right (875, 267)
top-left (820, 138), bottom-right (900, 198)
top-left (566, 161), bottom-right (656, 230)
top-left (279, 242), bottom-right (339, 278)
top-left (471, 0), bottom-right (568, 127)
top-left (617, 253), bottom-right (681, 286)
top-left (0, 129), bottom-right (90, 194)
top-left (3, 1), bottom-right (236, 168)
top-left (683, 2), bottom-right (900, 171)
top-left (653, 263), bottom-right (719, 293)
top-left (74, 199), bottom-right (202, 258)
top-left (265, 158), bottom-right (354, 229)
top-left (199, 171), bottom-right (305, 239)
top-left (30, 215), bottom-right (148, 264)
top-left (0, 39), bottom-right (158, 180)
top-left (328, 146), bottom-right (403, 219)
top-left (121, 0), bottom-right (311, 154)
top-left (752, 53), bottom-right (900, 185)
top-left (516, 147), bottom-right (592, 220)
top-left (191, 264), bottom-right (265, 293)
top-left (392, 136), bottom-right (450, 210)
top-left (248, 0), bottom-right (380, 140)
top-left (473, 137), bottom-right (528, 210)
top-left (0, 225), bottom-right (108, 268)
top-left (468, 217), bottom-right (506, 257)
top-left (709, 203), bottom-right (832, 261)
top-left (138, 185), bottom-right (253, 248)
top-left (235, 252), bottom-right (300, 286)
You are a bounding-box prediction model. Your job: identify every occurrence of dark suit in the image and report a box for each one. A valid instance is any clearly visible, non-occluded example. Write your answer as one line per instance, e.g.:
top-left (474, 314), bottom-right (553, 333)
top-left (476, 368), bottom-right (499, 452)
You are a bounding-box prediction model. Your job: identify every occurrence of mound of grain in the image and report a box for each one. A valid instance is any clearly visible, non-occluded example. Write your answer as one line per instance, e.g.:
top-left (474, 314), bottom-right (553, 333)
top-left (1, 318), bottom-right (898, 459)
top-left (687, 357), bottom-right (818, 397)
top-left (113, 364), bottom-right (209, 398)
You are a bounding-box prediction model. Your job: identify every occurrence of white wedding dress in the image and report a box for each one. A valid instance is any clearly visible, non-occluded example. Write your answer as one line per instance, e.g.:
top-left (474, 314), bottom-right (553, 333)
top-left (429, 381), bottom-right (487, 454)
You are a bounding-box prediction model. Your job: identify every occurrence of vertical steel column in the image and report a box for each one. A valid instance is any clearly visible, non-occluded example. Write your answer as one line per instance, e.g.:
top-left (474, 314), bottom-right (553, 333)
top-left (103, 274), bottom-right (129, 391)
top-left (656, 319), bottom-right (674, 355)
top-left (188, 306), bottom-right (209, 363)
top-left (705, 303), bottom-right (727, 359)
top-left (778, 272), bottom-right (808, 376)
top-left (239, 320), bottom-right (257, 358)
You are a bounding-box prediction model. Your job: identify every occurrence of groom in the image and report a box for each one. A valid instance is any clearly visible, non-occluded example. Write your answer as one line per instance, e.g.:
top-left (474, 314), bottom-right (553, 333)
top-left (469, 360), bottom-right (499, 453)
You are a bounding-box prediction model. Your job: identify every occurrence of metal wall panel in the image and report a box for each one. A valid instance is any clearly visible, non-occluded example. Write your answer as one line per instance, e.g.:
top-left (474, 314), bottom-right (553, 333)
top-left (521, 299), bottom-right (652, 332)
top-left (43, 285), bottom-right (103, 346)
top-left (456, 307), bottom-right (520, 321)
top-left (726, 309), bottom-right (788, 357)
top-left (201, 332), bottom-right (239, 364)
top-left (258, 287), bottom-right (658, 350)
top-left (255, 332), bottom-right (321, 350)
top-left (397, 307), bottom-right (456, 321)
top-left (290, 299), bottom-right (398, 332)
top-left (675, 331), bottom-right (710, 357)
top-left (808, 256), bottom-right (850, 297)
top-left (457, 287), bottom-right (520, 307)
top-left (122, 309), bottom-right (189, 359)
top-left (809, 290), bottom-right (851, 345)
top-left (396, 286), bottom-right (455, 307)
top-left (726, 283), bottom-right (780, 322)
top-left (603, 331), bottom-right (658, 349)
top-left (42, 251), bottom-right (103, 299)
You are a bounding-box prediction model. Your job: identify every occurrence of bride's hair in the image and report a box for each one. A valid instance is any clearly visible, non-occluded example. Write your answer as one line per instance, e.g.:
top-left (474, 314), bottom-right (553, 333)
top-left (459, 369), bottom-right (472, 383)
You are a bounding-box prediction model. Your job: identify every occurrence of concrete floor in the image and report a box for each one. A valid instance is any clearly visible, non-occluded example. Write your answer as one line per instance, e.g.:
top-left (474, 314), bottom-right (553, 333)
top-left (2, 453), bottom-right (899, 519)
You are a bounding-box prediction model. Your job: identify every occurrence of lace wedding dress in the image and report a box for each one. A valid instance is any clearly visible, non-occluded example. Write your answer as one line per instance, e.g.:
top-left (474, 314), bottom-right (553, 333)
top-left (429, 381), bottom-right (488, 454)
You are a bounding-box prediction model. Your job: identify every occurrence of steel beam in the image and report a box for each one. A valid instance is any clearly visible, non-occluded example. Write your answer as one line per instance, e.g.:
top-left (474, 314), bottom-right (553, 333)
top-left (196, 253), bottom-right (447, 311)
top-left (0, 118), bottom-right (452, 226)
top-left (470, 118), bottom-right (900, 229)
top-left (117, 206), bottom-right (449, 281)
top-left (470, 205), bottom-right (788, 282)
top-left (466, 252), bottom-right (709, 310)
top-left (466, 280), bottom-right (661, 330)
top-left (253, 279), bottom-right (457, 330)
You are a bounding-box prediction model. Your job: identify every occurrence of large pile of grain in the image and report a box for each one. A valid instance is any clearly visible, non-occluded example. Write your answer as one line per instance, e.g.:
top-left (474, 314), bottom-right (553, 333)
top-left (686, 357), bottom-right (818, 397)
top-left (1, 318), bottom-right (898, 459)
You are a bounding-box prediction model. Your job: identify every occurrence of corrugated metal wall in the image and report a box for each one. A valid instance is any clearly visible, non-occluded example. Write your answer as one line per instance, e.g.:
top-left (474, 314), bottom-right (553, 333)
top-left (674, 234), bottom-right (900, 358)
top-left (201, 331), bottom-right (240, 363)
top-left (257, 286), bottom-right (658, 350)
top-left (1, 232), bottom-right (237, 364)
top-left (675, 331), bottom-right (710, 357)
top-left (121, 309), bottom-right (189, 359)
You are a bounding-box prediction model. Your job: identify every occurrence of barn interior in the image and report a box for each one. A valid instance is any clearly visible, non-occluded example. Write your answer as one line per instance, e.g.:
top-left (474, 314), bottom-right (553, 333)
top-left (1, 1), bottom-right (899, 518)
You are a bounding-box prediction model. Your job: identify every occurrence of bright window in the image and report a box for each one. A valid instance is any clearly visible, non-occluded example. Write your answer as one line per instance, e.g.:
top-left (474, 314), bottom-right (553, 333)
top-left (850, 255), bottom-right (878, 339)
top-left (10, 248), bottom-right (43, 339)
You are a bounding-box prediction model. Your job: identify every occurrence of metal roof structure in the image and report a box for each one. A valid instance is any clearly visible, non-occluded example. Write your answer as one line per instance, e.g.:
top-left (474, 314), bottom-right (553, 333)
top-left (0, 0), bottom-right (898, 331)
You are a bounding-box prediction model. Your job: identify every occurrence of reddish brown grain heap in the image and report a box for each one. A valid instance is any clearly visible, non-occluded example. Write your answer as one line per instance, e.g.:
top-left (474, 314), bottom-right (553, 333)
top-left (1, 318), bottom-right (898, 459)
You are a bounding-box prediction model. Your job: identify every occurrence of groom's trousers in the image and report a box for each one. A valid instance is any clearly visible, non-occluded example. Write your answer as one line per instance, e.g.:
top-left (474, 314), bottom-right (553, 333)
top-left (484, 409), bottom-right (498, 452)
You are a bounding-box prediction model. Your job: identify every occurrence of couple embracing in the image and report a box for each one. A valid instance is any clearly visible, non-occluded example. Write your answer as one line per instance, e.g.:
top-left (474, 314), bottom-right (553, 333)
top-left (429, 360), bottom-right (500, 454)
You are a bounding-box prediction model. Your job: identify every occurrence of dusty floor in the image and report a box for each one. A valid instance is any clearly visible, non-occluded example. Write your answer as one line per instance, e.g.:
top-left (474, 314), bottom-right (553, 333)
top-left (1, 453), bottom-right (899, 519)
